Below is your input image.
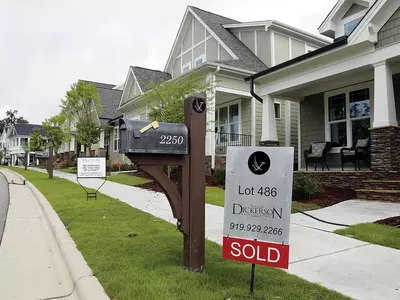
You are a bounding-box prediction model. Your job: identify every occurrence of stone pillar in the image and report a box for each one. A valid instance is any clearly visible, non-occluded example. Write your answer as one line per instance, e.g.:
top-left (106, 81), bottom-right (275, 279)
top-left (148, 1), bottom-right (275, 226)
top-left (370, 126), bottom-right (400, 178)
top-left (260, 95), bottom-right (279, 146)
top-left (370, 61), bottom-right (399, 178)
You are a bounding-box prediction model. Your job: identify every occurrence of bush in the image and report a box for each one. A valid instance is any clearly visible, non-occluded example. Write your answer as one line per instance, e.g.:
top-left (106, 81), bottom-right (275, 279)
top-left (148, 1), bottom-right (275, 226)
top-left (213, 168), bottom-right (226, 186)
top-left (109, 163), bottom-right (136, 172)
top-left (293, 172), bottom-right (319, 200)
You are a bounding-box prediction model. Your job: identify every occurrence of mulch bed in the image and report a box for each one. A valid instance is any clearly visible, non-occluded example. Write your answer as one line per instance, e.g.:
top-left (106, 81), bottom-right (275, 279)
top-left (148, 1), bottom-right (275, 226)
top-left (375, 216), bottom-right (400, 227)
top-left (293, 186), bottom-right (357, 208)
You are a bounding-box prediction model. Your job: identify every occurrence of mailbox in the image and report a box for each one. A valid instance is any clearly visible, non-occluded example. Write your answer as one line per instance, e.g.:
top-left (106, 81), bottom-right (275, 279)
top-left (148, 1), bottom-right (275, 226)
top-left (35, 151), bottom-right (49, 159)
top-left (119, 119), bottom-right (188, 155)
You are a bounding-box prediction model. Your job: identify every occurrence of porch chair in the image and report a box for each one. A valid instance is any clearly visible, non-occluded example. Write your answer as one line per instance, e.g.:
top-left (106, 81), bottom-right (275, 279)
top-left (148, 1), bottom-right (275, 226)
top-left (340, 137), bottom-right (371, 171)
top-left (304, 141), bottom-right (332, 171)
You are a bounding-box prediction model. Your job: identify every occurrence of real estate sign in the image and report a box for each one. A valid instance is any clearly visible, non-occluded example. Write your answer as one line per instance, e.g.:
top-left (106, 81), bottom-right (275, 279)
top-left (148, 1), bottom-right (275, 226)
top-left (77, 157), bottom-right (106, 178)
top-left (222, 147), bottom-right (294, 269)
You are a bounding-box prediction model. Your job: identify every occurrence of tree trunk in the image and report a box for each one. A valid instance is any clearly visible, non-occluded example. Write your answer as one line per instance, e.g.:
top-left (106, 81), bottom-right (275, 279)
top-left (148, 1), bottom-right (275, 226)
top-left (24, 151), bottom-right (28, 170)
top-left (87, 144), bottom-right (91, 157)
top-left (47, 146), bottom-right (54, 179)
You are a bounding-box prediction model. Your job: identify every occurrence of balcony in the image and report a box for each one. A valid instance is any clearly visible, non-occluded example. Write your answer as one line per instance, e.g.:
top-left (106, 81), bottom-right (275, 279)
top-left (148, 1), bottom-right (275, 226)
top-left (215, 132), bottom-right (253, 155)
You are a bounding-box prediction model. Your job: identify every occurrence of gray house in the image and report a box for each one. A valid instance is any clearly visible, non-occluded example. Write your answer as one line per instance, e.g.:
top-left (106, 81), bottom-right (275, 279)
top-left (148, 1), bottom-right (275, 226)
top-left (117, 6), bottom-right (330, 173)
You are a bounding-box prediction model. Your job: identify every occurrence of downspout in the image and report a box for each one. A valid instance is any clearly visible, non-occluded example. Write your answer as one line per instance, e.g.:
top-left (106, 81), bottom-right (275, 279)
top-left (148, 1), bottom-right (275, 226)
top-left (249, 77), bottom-right (263, 104)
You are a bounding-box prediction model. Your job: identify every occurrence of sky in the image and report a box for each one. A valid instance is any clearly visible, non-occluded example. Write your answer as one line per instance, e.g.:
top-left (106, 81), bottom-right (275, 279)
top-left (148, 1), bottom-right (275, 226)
top-left (0, 0), bottom-right (337, 124)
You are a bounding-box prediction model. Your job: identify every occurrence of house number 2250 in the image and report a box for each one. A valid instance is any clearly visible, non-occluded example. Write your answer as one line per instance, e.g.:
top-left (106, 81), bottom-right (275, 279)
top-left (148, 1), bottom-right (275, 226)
top-left (160, 135), bottom-right (184, 145)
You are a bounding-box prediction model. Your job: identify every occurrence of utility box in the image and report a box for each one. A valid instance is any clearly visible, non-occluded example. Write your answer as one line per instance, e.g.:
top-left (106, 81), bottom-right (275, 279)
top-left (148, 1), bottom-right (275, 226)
top-left (119, 119), bottom-right (188, 155)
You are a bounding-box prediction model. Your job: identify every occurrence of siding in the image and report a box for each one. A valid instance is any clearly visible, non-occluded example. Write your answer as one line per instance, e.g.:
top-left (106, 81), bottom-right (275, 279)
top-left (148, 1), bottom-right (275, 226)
top-left (300, 93), bottom-right (325, 167)
top-left (194, 43), bottom-right (205, 60)
top-left (376, 6), bottom-right (400, 49)
top-left (392, 73), bottom-right (400, 123)
top-left (291, 39), bottom-right (305, 58)
top-left (194, 18), bottom-right (205, 44)
top-left (255, 101), bottom-right (262, 143)
top-left (290, 101), bottom-right (299, 164)
top-left (257, 31), bottom-right (271, 67)
top-left (183, 18), bottom-right (192, 52)
top-left (274, 32), bottom-right (290, 65)
top-left (241, 31), bottom-right (256, 53)
top-left (206, 37), bottom-right (218, 61)
top-left (173, 57), bottom-right (181, 77)
top-left (241, 99), bottom-right (252, 136)
top-left (220, 45), bottom-right (232, 60)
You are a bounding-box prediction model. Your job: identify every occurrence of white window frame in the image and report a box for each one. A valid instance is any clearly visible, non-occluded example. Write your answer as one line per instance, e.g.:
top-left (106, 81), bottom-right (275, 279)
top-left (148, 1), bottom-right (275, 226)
top-left (274, 102), bottom-right (282, 120)
top-left (215, 100), bottom-right (242, 145)
top-left (194, 54), bottom-right (206, 67)
top-left (113, 126), bottom-right (119, 152)
top-left (324, 82), bottom-right (374, 153)
top-left (182, 62), bottom-right (192, 74)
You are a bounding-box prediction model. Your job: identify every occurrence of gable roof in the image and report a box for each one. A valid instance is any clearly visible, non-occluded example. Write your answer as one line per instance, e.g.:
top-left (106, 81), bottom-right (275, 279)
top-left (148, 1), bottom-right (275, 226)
top-left (189, 6), bottom-right (267, 72)
top-left (80, 80), bottom-right (116, 89)
top-left (131, 66), bottom-right (172, 92)
top-left (96, 87), bottom-right (123, 125)
top-left (10, 123), bottom-right (46, 137)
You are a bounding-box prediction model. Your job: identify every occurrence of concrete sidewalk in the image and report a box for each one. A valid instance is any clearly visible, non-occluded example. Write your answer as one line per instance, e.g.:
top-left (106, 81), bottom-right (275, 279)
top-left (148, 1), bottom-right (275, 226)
top-left (0, 169), bottom-right (109, 300)
top-left (28, 167), bottom-right (400, 300)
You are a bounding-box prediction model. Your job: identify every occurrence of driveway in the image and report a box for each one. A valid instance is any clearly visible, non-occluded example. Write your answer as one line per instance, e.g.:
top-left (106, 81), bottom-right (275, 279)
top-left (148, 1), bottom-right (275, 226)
top-left (0, 172), bottom-right (9, 246)
top-left (26, 167), bottom-right (400, 300)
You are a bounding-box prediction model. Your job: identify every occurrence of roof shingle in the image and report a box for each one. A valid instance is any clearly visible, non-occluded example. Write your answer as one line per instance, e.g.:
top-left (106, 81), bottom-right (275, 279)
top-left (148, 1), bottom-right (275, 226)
top-left (131, 67), bottom-right (172, 92)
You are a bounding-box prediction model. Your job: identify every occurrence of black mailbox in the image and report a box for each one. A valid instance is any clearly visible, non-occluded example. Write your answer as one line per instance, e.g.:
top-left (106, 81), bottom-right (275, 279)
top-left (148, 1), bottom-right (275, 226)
top-left (119, 119), bottom-right (188, 155)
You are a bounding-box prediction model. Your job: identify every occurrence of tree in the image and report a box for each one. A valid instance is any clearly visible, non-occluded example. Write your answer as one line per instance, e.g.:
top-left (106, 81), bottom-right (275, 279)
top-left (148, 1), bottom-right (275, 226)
top-left (0, 110), bottom-right (29, 133)
top-left (20, 139), bottom-right (29, 170)
top-left (142, 72), bottom-right (215, 123)
top-left (60, 81), bottom-right (102, 156)
top-left (42, 114), bottom-right (70, 154)
top-left (29, 128), bottom-right (45, 152)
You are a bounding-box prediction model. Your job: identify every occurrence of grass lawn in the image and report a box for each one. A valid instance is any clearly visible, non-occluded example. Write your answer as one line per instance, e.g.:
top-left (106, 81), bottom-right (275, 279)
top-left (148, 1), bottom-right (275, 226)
top-left (335, 223), bottom-right (400, 250)
top-left (107, 173), bottom-right (152, 186)
top-left (8, 167), bottom-right (349, 300)
top-left (59, 168), bottom-right (77, 174)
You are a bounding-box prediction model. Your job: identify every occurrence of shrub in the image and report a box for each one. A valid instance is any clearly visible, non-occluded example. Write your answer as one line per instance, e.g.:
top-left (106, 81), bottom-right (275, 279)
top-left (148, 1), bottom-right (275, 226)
top-left (293, 172), bottom-right (319, 200)
top-left (213, 168), bottom-right (226, 186)
top-left (110, 163), bottom-right (136, 172)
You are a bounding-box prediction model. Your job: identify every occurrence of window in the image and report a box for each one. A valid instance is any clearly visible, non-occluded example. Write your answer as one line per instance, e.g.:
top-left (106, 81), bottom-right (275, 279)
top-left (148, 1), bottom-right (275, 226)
top-left (182, 62), bottom-right (191, 74)
top-left (344, 17), bottom-right (361, 36)
top-left (326, 86), bottom-right (371, 148)
top-left (274, 102), bottom-right (281, 119)
top-left (194, 55), bottom-right (205, 67)
top-left (215, 102), bottom-right (240, 143)
top-left (113, 127), bottom-right (119, 151)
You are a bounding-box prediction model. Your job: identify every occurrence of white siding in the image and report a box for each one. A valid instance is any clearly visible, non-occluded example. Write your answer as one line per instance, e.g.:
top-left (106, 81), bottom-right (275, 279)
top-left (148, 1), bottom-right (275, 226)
top-left (274, 32), bottom-right (290, 65)
top-left (241, 31), bottom-right (255, 53)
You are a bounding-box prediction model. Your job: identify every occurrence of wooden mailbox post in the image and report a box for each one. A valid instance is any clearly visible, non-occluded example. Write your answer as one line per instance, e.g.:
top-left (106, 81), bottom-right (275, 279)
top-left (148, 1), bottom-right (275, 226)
top-left (119, 95), bottom-right (206, 271)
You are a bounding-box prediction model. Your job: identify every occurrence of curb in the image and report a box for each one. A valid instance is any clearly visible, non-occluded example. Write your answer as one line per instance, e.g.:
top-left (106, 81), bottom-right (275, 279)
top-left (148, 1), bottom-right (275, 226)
top-left (7, 170), bottom-right (110, 300)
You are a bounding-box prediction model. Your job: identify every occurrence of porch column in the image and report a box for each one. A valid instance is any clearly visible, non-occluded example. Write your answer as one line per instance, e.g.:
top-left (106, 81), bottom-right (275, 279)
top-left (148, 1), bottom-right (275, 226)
top-left (373, 61), bottom-right (397, 127)
top-left (260, 94), bottom-right (279, 146)
top-left (205, 75), bottom-right (216, 174)
top-left (370, 60), bottom-right (400, 178)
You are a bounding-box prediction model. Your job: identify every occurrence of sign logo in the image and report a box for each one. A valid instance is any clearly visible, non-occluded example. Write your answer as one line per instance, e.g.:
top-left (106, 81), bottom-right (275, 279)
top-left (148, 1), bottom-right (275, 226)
top-left (232, 203), bottom-right (282, 219)
top-left (247, 151), bottom-right (270, 175)
top-left (192, 98), bottom-right (205, 113)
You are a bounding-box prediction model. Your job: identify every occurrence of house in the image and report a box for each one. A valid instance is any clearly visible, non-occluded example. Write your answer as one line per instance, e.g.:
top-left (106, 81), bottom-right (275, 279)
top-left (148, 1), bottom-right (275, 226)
top-left (58, 80), bottom-right (126, 166)
top-left (2, 123), bottom-right (48, 166)
top-left (117, 6), bottom-right (330, 173)
top-left (246, 0), bottom-right (400, 200)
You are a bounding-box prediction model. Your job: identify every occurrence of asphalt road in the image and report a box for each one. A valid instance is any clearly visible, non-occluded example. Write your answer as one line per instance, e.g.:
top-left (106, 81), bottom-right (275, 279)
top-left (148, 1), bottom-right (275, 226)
top-left (0, 172), bottom-right (9, 246)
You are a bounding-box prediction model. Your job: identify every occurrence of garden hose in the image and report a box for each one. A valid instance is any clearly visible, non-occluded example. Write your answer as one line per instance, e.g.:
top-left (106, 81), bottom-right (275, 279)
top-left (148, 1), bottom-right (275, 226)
top-left (294, 209), bottom-right (350, 227)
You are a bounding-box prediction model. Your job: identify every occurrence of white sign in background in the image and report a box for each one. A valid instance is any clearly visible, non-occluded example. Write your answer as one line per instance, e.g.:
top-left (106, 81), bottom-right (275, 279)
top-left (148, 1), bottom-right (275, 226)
top-left (223, 147), bottom-right (294, 245)
top-left (77, 157), bottom-right (106, 178)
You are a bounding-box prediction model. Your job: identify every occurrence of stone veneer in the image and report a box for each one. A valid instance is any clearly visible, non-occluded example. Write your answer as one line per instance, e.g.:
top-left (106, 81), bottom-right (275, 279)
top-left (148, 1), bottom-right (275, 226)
top-left (298, 171), bottom-right (373, 190)
top-left (370, 126), bottom-right (400, 179)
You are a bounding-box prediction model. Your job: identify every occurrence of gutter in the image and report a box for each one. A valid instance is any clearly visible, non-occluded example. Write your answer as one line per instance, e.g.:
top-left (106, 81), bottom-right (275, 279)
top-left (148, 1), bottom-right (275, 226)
top-left (249, 78), bottom-right (263, 104)
top-left (245, 36), bottom-right (348, 82)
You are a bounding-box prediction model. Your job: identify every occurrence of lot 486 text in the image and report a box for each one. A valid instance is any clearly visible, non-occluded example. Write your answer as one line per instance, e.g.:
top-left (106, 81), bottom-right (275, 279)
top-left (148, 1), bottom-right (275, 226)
top-left (238, 185), bottom-right (277, 197)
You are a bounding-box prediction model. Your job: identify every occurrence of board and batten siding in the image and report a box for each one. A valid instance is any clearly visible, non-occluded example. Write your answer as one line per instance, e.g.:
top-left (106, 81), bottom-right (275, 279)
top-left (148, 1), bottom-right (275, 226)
top-left (376, 6), bottom-right (400, 48)
top-left (300, 93), bottom-right (325, 168)
top-left (290, 101), bottom-right (299, 164)
top-left (170, 14), bottom-right (232, 78)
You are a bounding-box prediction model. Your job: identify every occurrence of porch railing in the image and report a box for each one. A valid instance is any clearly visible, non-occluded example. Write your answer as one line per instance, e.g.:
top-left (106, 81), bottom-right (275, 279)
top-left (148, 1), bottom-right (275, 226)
top-left (215, 132), bottom-right (253, 155)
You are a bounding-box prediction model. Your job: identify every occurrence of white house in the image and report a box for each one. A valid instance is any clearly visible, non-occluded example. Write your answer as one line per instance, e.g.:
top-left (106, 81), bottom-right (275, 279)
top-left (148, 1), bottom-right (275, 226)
top-left (117, 6), bottom-right (330, 172)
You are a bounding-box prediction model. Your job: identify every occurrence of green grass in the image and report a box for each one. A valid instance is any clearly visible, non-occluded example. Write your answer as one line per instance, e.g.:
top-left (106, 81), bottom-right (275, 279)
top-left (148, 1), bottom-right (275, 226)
top-left (59, 168), bottom-right (77, 174)
top-left (8, 167), bottom-right (350, 300)
top-left (291, 201), bottom-right (321, 213)
top-left (107, 173), bottom-right (152, 186)
top-left (335, 223), bottom-right (400, 250)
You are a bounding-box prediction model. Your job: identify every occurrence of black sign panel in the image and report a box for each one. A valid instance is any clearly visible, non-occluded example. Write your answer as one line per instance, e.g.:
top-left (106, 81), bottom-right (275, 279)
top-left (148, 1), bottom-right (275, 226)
top-left (119, 119), bottom-right (188, 155)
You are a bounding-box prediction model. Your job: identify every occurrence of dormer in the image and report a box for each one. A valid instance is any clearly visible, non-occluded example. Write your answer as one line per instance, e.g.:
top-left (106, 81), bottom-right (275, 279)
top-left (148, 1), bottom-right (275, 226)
top-left (319, 0), bottom-right (374, 39)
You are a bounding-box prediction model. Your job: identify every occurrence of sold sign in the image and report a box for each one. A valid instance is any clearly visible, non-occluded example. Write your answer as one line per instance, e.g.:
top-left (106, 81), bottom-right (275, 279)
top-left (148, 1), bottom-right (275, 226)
top-left (223, 237), bottom-right (289, 269)
top-left (223, 147), bottom-right (294, 270)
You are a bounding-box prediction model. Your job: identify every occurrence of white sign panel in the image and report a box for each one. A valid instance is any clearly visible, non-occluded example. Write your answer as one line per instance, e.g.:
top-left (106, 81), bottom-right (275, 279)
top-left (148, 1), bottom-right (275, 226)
top-left (223, 147), bottom-right (294, 245)
top-left (77, 157), bottom-right (106, 178)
